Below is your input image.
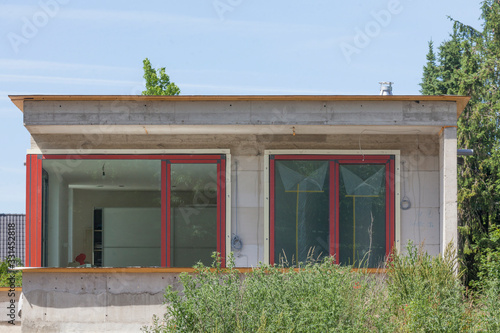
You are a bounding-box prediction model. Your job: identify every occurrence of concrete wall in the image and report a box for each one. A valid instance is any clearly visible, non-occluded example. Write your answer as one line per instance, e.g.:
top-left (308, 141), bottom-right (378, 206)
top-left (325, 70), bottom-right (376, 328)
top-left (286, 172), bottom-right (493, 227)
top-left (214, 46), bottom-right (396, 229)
top-left (0, 289), bottom-right (21, 330)
top-left (20, 272), bottom-right (180, 333)
top-left (36, 133), bottom-right (442, 266)
top-left (23, 100), bottom-right (458, 128)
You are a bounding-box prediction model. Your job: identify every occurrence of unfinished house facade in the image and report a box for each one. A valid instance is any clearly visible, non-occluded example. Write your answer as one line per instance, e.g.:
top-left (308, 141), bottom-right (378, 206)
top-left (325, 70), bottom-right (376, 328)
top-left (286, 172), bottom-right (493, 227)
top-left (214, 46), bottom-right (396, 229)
top-left (10, 94), bottom-right (468, 332)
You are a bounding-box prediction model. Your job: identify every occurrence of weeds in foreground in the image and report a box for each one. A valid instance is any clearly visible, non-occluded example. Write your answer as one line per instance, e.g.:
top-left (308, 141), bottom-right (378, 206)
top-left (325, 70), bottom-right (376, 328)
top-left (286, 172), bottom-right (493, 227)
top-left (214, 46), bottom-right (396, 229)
top-left (142, 244), bottom-right (500, 333)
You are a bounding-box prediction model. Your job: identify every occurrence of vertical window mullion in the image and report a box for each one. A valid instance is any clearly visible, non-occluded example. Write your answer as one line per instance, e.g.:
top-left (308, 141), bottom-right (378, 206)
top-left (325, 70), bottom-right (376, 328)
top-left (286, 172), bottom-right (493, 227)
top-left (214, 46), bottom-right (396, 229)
top-left (216, 161), bottom-right (222, 266)
top-left (329, 160), bottom-right (338, 264)
top-left (269, 157), bottom-right (275, 265)
top-left (161, 160), bottom-right (168, 267)
top-left (219, 158), bottom-right (226, 267)
top-left (166, 162), bottom-right (172, 267)
top-left (388, 158), bottom-right (395, 257)
top-left (385, 160), bottom-right (390, 258)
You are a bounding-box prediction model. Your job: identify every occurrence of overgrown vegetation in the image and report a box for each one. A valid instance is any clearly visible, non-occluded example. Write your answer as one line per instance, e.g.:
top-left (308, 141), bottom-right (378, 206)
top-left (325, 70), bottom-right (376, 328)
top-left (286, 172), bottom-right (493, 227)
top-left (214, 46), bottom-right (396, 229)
top-left (420, 0), bottom-right (500, 286)
top-left (0, 257), bottom-right (22, 288)
top-left (142, 244), bottom-right (500, 333)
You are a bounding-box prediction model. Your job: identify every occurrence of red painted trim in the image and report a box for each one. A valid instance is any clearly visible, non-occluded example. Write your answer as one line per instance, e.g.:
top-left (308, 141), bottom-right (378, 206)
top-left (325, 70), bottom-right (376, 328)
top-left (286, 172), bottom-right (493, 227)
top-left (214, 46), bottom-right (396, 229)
top-left (168, 159), bottom-right (220, 164)
top-left (335, 162), bottom-right (340, 264)
top-left (222, 159), bottom-right (227, 267)
top-left (273, 155), bottom-right (391, 161)
top-left (336, 159), bottom-right (388, 164)
top-left (26, 155), bottom-right (42, 267)
top-left (161, 161), bottom-right (167, 267)
top-left (42, 154), bottom-right (221, 160)
top-left (389, 159), bottom-right (395, 255)
top-left (29, 156), bottom-right (35, 266)
top-left (385, 162), bottom-right (390, 256)
top-left (25, 155), bottom-right (31, 267)
top-left (28, 153), bottom-right (229, 268)
top-left (269, 158), bottom-right (275, 265)
top-left (219, 160), bottom-right (226, 268)
top-left (216, 162), bottom-right (221, 266)
top-left (35, 156), bottom-right (42, 267)
top-left (166, 163), bottom-right (172, 268)
top-left (270, 154), bottom-right (395, 266)
top-left (329, 161), bottom-right (336, 263)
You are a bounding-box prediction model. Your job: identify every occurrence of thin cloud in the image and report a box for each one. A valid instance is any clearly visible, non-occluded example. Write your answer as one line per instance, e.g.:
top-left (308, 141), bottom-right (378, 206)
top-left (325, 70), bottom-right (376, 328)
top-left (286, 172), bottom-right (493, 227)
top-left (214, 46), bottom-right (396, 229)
top-left (0, 58), bottom-right (138, 74)
top-left (1, 4), bottom-right (335, 35)
top-left (0, 74), bottom-right (141, 87)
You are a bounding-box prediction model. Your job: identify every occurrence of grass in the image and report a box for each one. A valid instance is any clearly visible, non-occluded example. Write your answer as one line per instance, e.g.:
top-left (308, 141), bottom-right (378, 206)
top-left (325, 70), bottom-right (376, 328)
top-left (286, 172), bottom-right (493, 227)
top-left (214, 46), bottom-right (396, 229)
top-left (143, 244), bottom-right (500, 333)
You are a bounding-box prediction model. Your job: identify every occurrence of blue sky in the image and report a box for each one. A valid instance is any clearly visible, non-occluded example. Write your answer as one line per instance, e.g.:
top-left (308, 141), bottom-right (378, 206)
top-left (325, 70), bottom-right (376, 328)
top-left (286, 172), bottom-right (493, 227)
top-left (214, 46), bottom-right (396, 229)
top-left (0, 0), bottom-right (483, 213)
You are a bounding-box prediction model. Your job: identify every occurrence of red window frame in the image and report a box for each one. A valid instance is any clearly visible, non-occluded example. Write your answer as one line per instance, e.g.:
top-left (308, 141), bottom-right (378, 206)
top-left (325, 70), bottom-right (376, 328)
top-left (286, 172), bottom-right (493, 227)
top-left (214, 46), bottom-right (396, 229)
top-left (269, 154), bottom-right (395, 266)
top-left (25, 154), bottom-right (227, 268)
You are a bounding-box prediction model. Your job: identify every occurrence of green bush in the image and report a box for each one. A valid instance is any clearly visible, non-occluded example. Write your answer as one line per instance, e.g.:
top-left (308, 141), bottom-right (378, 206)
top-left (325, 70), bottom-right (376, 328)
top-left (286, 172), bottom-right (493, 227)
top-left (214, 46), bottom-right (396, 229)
top-left (386, 242), bottom-right (472, 332)
top-left (143, 244), bottom-right (499, 333)
top-left (0, 257), bottom-right (22, 288)
top-left (473, 227), bottom-right (500, 331)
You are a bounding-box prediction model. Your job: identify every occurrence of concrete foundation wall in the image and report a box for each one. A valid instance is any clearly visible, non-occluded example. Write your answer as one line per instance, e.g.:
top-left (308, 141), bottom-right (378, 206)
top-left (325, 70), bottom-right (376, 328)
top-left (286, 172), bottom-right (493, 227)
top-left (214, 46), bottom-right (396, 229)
top-left (21, 272), bottom-right (180, 333)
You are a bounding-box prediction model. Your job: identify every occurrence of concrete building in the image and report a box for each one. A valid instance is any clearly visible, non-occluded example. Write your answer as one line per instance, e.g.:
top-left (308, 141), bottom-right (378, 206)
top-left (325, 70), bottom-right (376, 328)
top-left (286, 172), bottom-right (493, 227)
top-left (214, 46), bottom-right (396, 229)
top-left (10, 94), bottom-right (468, 332)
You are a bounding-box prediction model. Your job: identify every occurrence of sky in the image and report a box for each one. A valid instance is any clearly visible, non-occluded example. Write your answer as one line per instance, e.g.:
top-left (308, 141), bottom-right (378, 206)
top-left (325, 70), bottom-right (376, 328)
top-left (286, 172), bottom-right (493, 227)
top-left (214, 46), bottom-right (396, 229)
top-left (0, 0), bottom-right (484, 213)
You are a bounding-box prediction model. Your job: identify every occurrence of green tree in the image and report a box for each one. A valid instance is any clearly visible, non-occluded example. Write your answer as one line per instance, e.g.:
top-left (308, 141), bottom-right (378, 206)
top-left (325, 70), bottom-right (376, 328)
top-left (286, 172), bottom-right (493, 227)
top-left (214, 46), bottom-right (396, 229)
top-left (142, 58), bottom-right (180, 96)
top-left (420, 0), bottom-right (500, 286)
top-left (420, 41), bottom-right (441, 95)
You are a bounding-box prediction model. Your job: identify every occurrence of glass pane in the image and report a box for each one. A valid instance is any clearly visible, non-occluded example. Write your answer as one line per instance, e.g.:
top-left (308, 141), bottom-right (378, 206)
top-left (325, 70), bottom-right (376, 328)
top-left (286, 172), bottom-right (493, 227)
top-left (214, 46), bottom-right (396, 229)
top-left (339, 164), bottom-right (386, 268)
top-left (274, 160), bottom-right (329, 266)
top-left (42, 159), bottom-right (161, 267)
top-left (170, 163), bottom-right (218, 267)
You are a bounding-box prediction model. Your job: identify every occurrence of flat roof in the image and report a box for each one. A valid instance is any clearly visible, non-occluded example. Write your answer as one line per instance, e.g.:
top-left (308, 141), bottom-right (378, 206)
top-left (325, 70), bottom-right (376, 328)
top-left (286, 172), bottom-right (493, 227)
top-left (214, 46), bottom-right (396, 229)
top-left (9, 94), bottom-right (470, 118)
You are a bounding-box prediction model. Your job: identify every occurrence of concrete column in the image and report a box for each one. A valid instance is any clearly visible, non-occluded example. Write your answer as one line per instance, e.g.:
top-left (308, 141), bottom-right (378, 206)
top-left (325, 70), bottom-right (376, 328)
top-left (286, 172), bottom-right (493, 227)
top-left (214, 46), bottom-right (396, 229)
top-left (439, 127), bottom-right (457, 255)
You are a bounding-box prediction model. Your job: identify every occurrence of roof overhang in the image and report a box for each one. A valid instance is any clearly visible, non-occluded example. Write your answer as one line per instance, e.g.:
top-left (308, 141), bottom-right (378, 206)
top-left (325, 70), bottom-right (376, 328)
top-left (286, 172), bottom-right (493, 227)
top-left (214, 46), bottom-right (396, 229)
top-left (9, 94), bottom-right (471, 119)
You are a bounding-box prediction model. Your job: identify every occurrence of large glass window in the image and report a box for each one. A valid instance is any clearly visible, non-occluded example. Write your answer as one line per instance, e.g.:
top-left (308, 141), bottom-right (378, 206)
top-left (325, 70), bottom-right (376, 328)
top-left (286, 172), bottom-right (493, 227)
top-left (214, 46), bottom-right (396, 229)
top-left (26, 154), bottom-right (227, 268)
top-left (170, 163), bottom-right (218, 267)
top-left (274, 160), bottom-right (329, 265)
top-left (270, 155), bottom-right (395, 268)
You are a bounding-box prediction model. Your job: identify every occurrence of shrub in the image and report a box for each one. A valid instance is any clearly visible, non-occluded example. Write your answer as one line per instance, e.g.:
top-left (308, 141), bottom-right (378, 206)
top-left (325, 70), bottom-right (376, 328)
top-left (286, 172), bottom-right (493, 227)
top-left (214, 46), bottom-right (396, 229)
top-left (0, 257), bottom-right (22, 288)
top-left (473, 226), bottom-right (500, 331)
top-left (386, 242), bottom-right (472, 332)
top-left (143, 243), bottom-right (499, 333)
top-left (142, 253), bottom-right (392, 333)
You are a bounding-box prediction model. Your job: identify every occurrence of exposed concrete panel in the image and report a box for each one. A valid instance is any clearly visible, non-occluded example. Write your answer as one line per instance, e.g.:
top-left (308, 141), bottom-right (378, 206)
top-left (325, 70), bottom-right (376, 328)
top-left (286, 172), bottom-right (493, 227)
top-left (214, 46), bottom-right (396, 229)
top-left (24, 100), bottom-right (458, 128)
top-left (400, 207), bottom-right (440, 246)
top-left (0, 290), bottom-right (21, 327)
top-left (21, 272), bottom-right (182, 333)
top-left (406, 171), bottom-right (440, 208)
top-left (30, 133), bottom-right (439, 155)
top-left (440, 127), bottom-right (458, 255)
top-left (26, 124), bottom-right (444, 136)
top-left (231, 170), bottom-right (261, 208)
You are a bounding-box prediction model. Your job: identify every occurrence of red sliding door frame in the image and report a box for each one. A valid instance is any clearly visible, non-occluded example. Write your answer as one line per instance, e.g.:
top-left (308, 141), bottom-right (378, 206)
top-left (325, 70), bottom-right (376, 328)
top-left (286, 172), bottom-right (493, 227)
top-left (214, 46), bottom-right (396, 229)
top-left (270, 154), bottom-right (395, 266)
top-left (26, 154), bottom-right (42, 267)
top-left (27, 154), bottom-right (227, 268)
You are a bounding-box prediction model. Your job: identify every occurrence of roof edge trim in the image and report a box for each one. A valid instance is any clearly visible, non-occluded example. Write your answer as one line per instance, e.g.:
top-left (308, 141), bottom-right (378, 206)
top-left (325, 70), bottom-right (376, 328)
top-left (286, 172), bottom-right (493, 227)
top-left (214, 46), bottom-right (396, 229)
top-left (9, 94), bottom-right (471, 118)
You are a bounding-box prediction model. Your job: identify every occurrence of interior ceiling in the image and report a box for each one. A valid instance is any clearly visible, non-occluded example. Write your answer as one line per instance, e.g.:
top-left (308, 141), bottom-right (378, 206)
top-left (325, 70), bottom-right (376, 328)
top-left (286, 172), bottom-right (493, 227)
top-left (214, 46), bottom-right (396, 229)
top-left (43, 160), bottom-right (160, 190)
top-left (42, 159), bottom-right (217, 191)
